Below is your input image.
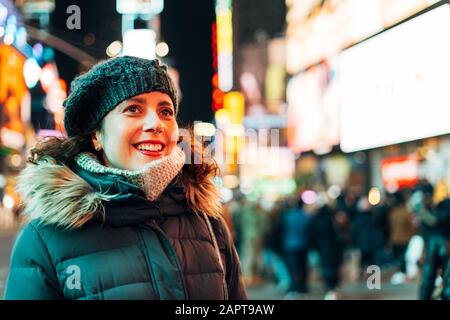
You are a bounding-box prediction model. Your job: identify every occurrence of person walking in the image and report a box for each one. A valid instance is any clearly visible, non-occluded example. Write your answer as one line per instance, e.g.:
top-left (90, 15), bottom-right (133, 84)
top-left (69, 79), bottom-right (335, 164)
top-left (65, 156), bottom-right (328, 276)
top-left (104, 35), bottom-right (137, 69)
top-left (280, 198), bottom-right (312, 294)
top-left (419, 198), bottom-right (450, 300)
top-left (388, 192), bottom-right (415, 279)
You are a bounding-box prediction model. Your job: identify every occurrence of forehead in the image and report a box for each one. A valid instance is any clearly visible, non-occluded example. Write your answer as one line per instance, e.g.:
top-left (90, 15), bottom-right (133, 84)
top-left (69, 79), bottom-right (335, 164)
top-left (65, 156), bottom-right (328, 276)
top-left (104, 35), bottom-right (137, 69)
top-left (125, 91), bottom-right (173, 105)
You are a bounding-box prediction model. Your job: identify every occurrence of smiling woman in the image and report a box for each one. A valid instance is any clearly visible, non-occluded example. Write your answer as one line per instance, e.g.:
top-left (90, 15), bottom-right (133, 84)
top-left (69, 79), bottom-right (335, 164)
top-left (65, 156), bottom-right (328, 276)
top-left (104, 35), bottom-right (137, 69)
top-left (3, 56), bottom-right (247, 300)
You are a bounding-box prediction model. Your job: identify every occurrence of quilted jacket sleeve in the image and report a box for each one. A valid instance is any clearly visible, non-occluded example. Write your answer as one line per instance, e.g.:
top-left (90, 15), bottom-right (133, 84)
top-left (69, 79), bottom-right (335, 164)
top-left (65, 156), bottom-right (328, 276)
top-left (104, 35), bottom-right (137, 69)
top-left (3, 223), bottom-right (63, 300)
top-left (212, 216), bottom-right (248, 300)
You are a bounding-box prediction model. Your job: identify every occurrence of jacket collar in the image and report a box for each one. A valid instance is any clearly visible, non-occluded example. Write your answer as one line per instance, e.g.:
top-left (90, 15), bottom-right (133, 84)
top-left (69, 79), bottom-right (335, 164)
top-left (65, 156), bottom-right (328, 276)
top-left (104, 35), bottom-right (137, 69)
top-left (15, 155), bottom-right (190, 230)
top-left (73, 162), bottom-right (189, 227)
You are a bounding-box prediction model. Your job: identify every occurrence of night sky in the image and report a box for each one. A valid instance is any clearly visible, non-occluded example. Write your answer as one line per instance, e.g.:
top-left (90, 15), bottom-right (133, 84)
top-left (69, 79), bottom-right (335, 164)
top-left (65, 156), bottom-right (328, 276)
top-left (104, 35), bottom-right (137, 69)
top-left (50, 0), bottom-right (214, 125)
top-left (160, 0), bottom-right (215, 125)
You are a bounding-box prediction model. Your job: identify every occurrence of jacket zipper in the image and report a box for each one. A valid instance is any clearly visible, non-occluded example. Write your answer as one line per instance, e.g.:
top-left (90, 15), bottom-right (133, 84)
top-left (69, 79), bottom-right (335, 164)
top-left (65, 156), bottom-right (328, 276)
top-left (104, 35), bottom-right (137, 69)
top-left (141, 219), bottom-right (188, 299)
top-left (201, 212), bottom-right (229, 299)
top-left (135, 227), bottom-right (161, 299)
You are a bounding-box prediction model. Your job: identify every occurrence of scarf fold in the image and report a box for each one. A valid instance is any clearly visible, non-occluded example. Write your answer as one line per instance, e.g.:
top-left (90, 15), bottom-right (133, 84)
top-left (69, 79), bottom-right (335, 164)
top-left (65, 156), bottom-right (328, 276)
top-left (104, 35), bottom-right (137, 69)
top-left (75, 146), bottom-right (186, 201)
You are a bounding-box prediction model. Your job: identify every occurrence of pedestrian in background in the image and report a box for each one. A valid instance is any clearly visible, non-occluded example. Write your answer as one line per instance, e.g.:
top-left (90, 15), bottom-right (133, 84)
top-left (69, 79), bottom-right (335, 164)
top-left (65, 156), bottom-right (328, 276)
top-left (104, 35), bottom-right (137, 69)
top-left (261, 199), bottom-right (291, 293)
top-left (280, 198), bottom-right (312, 295)
top-left (419, 198), bottom-right (450, 300)
top-left (240, 200), bottom-right (269, 286)
top-left (388, 191), bottom-right (415, 282)
top-left (310, 200), bottom-right (345, 299)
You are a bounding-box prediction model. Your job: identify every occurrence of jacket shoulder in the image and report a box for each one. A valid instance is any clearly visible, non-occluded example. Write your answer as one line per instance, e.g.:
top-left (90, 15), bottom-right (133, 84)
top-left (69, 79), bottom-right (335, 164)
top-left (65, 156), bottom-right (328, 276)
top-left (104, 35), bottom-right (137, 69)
top-left (8, 222), bottom-right (53, 267)
top-left (4, 222), bottom-right (63, 299)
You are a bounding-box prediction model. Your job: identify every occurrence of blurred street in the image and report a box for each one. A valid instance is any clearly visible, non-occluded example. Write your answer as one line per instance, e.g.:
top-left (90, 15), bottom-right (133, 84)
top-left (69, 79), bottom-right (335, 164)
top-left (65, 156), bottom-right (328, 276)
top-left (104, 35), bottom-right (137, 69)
top-left (0, 0), bottom-right (449, 301)
top-left (246, 282), bottom-right (418, 300)
top-left (0, 228), bottom-right (16, 297)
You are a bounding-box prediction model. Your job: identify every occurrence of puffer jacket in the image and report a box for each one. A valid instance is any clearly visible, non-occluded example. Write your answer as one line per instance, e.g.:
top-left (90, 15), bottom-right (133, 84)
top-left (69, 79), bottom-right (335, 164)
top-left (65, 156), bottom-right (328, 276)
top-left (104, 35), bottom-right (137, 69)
top-left (4, 159), bottom-right (247, 300)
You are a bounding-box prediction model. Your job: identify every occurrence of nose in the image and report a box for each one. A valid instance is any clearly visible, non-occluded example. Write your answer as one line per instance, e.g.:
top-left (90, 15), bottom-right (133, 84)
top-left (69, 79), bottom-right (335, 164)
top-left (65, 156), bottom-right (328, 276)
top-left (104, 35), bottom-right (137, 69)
top-left (142, 110), bottom-right (163, 133)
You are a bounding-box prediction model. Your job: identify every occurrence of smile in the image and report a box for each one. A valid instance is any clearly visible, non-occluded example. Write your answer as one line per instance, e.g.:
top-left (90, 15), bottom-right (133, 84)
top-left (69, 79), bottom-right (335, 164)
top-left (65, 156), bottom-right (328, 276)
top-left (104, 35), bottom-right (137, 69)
top-left (133, 141), bottom-right (166, 155)
top-left (137, 143), bottom-right (164, 151)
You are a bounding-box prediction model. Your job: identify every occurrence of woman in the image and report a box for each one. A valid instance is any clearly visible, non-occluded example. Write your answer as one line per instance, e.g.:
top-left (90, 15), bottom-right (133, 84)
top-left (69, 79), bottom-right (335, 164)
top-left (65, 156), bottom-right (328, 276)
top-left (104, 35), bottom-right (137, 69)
top-left (4, 56), bottom-right (247, 300)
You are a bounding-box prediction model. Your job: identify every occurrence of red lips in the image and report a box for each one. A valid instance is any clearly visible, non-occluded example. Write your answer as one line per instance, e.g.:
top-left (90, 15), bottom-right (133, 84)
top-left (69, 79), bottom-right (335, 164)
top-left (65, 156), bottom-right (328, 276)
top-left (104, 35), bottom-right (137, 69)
top-left (133, 140), bottom-right (166, 157)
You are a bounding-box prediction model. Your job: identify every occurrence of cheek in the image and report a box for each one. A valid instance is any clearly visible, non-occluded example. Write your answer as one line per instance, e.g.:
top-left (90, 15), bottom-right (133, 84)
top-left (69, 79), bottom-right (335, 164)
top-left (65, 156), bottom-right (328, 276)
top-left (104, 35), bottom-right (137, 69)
top-left (164, 123), bottom-right (179, 153)
top-left (171, 125), bottom-right (179, 142)
top-left (103, 119), bottom-right (135, 153)
top-left (168, 124), bottom-right (179, 145)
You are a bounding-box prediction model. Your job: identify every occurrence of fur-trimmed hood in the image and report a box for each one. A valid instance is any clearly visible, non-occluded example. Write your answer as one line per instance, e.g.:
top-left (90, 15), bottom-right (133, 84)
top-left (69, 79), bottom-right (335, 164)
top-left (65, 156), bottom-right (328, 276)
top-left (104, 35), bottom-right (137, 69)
top-left (16, 156), bottom-right (222, 229)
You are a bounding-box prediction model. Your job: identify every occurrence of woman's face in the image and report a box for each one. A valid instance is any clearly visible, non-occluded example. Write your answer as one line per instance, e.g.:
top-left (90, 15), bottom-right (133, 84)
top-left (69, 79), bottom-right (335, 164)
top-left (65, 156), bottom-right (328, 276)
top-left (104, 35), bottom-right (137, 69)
top-left (94, 92), bottom-right (179, 171)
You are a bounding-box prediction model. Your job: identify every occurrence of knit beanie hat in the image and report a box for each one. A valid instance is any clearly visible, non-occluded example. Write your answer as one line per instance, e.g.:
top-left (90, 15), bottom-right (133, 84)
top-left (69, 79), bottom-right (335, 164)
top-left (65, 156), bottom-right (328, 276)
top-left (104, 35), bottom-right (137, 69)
top-left (63, 56), bottom-right (178, 137)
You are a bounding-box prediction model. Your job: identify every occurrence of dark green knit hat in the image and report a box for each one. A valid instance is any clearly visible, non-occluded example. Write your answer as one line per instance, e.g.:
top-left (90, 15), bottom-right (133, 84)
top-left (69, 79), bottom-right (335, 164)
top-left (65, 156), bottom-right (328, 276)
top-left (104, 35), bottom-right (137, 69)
top-left (63, 56), bottom-right (178, 137)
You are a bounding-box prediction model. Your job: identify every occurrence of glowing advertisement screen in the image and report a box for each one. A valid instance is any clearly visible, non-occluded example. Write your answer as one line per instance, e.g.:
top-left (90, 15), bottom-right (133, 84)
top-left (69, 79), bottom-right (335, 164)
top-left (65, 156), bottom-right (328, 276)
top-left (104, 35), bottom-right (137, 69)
top-left (339, 4), bottom-right (450, 152)
top-left (287, 60), bottom-right (340, 153)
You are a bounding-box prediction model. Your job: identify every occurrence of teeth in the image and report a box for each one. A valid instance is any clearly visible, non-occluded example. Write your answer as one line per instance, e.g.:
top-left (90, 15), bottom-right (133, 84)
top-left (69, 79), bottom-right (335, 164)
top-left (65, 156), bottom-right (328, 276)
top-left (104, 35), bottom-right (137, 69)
top-left (137, 144), bottom-right (163, 151)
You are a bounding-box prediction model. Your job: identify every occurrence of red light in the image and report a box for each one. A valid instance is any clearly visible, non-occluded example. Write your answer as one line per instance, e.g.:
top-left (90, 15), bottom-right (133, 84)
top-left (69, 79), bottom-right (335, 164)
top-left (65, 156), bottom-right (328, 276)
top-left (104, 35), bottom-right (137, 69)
top-left (58, 79), bottom-right (67, 92)
top-left (211, 22), bottom-right (218, 71)
top-left (381, 155), bottom-right (419, 189)
top-left (212, 73), bottom-right (219, 88)
top-left (211, 21), bottom-right (219, 112)
top-left (212, 102), bottom-right (223, 112)
top-left (213, 88), bottom-right (224, 103)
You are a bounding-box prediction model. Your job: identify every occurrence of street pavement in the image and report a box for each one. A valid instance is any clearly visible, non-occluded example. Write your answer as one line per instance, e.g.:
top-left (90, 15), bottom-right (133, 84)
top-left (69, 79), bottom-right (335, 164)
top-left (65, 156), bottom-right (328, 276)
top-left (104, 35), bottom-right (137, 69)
top-left (246, 281), bottom-right (418, 300)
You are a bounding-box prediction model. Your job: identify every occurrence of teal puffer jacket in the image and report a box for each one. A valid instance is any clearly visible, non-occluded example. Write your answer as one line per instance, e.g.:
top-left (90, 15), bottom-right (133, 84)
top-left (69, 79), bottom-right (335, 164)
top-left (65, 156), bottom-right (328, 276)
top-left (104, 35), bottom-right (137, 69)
top-left (4, 161), bottom-right (247, 300)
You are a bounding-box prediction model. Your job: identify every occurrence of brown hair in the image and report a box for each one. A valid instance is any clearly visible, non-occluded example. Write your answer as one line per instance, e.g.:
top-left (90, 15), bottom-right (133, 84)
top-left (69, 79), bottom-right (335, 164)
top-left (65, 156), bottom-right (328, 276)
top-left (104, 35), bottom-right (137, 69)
top-left (179, 126), bottom-right (222, 217)
top-left (29, 133), bottom-right (96, 167)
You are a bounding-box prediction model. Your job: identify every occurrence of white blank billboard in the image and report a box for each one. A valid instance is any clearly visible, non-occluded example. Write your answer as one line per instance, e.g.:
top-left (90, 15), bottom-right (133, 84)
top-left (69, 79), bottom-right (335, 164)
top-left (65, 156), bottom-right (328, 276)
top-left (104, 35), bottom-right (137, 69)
top-left (339, 4), bottom-right (450, 152)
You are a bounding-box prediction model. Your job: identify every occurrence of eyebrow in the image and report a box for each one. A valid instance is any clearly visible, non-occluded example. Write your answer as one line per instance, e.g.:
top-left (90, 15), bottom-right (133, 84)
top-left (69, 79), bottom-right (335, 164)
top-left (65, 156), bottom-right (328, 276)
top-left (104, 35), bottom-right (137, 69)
top-left (126, 97), bottom-right (174, 108)
top-left (158, 101), bottom-right (174, 109)
top-left (127, 97), bottom-right (147, 104)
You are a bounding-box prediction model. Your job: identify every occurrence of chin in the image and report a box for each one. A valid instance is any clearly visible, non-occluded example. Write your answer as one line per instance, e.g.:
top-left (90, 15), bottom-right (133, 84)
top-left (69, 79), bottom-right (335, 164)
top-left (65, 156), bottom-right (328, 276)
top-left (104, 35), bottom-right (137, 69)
top-left (135, 156), bottom-right (163, 167)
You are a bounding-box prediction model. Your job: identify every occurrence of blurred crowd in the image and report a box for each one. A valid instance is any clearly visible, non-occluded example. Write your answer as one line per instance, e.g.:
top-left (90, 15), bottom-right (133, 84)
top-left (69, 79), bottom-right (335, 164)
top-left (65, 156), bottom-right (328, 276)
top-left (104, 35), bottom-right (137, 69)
top-left (224, 179), bottom-right (450, 300)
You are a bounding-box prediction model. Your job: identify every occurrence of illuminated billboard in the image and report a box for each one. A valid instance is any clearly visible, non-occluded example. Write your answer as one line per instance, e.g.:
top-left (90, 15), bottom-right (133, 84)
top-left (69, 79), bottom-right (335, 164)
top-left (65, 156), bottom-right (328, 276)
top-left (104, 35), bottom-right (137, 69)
top-left (339, 4), bottom-right (450, 152)
top-left (381, 155), bottom-right (419, 190)
top-left (287, 59), bottom-right (340, 154)
top-left (286, 0), bottom-right (441, 74)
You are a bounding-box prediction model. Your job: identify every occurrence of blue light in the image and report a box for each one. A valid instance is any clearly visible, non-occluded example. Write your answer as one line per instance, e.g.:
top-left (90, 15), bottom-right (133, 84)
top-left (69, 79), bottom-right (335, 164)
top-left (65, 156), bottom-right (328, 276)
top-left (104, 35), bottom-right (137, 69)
top-left (23, 58), bottom-right (42, 89)
top-left (0, 3), bottom-right (7, 25)
top-left (33, 43), bottom-right (44, 59)
top-left (43, 47), bottom-right (55, 62)
top-left (16, 26), bottom-right (27, 47)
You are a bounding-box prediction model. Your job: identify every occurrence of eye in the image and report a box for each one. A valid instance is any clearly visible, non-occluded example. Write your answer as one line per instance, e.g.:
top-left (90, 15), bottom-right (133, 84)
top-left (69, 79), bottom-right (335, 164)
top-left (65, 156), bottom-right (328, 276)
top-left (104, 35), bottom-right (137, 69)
top-left (124, 105), bottom-right (140, 113)
top-left (161, 108), bottom-right (174, 117)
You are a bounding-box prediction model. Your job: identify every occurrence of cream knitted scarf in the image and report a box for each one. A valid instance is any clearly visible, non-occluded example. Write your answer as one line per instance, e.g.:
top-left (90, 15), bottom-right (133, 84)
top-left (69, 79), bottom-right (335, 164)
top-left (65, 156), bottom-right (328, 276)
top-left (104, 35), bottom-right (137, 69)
top-left (75, 146), bottom-right (186, 201)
